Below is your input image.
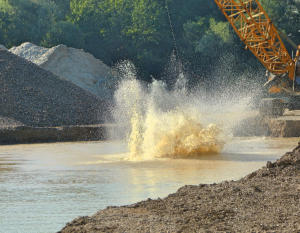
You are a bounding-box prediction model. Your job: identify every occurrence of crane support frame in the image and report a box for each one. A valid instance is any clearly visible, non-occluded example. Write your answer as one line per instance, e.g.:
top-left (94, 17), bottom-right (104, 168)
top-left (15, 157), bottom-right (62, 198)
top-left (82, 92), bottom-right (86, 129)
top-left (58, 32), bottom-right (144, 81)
top-left (214, 0), bottom-right (295, 80)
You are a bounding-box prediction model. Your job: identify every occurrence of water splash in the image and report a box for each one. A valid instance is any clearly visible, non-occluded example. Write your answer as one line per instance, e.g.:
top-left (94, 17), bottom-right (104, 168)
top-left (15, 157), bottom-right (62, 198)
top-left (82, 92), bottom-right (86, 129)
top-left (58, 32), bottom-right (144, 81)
top-left (112, 62), bottom-right (237, 160)
top-left (110, 57), bottom-right (259, 161)
top-left (139, 108), bottom-right (224, 160)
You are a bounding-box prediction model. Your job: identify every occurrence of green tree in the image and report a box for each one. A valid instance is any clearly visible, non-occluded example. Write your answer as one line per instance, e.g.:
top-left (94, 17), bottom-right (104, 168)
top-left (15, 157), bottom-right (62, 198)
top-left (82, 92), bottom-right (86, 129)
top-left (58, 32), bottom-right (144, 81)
top-left (0, 0), bottom-right (298, 84)
top-left (260, 0), bottom-right (300, 46)
top-left (0, 0), bottom-right (56, 47)
top-left (42, 21), bottom-right (84, 48)
top-left (69, 0), bottom-right (172, 78)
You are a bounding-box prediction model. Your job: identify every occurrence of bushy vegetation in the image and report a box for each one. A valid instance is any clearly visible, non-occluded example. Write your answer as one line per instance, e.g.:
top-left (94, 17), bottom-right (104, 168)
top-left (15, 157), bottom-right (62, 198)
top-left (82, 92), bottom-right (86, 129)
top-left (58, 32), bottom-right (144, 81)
top-left (0, 0), bottom-right (299, 84)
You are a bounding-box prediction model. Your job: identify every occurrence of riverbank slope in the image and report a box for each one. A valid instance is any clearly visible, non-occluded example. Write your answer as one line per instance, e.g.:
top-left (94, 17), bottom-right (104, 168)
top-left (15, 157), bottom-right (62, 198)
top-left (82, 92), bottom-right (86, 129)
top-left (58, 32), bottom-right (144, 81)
top-left (59, 141), bottom-right (300, 232)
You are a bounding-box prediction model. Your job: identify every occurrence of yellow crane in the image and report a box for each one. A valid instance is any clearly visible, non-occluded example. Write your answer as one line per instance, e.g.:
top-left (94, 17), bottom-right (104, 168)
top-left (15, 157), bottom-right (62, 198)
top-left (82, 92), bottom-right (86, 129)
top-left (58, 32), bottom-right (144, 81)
top-left (214, 0), bottom-right (300, 94)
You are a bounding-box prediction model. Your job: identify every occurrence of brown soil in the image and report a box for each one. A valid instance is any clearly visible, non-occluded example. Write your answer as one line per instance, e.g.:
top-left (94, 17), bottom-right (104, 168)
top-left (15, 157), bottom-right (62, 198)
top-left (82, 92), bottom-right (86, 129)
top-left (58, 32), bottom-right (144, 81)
top-left (59, 142), bottom-right (300, 233)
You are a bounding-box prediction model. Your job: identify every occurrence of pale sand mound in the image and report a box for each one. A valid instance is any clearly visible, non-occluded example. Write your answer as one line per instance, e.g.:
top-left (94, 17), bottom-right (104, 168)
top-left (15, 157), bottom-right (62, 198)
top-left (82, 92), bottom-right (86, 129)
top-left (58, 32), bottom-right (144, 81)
top-left (59, 142), bottom-right (300, 232)
top-left (0, 49), bottom-right (106, 127)
top-left (9, 42), bottom-right (117, 98)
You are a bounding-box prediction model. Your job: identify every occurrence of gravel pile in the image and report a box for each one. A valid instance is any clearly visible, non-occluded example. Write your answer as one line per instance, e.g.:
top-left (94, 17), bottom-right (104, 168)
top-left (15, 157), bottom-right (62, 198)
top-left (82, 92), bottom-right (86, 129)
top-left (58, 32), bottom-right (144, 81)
top-left (0, 49), bottom-right (107, 127)
top-left (10, 42), bottom-right (117, 98)
top-left (59, 142), bottom-right (300, 232)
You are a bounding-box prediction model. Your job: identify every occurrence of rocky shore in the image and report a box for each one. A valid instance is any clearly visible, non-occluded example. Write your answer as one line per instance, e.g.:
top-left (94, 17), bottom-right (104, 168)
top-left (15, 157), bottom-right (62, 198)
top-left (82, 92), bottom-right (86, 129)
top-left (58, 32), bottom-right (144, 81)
top-left (59, 142), bottom-right (300, 232)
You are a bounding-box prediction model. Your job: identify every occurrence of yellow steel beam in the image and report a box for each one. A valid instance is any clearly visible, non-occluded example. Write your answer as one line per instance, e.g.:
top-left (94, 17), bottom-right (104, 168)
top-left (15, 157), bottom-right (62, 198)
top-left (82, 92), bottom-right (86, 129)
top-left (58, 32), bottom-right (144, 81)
top-left (214, 0), bottom-right (295, 80)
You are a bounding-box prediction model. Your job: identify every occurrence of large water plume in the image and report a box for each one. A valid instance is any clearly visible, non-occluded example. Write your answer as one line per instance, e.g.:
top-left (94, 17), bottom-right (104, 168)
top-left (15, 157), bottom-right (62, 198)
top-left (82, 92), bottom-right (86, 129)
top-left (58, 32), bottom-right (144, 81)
top-left (111, 57), bottom-right (259, 161)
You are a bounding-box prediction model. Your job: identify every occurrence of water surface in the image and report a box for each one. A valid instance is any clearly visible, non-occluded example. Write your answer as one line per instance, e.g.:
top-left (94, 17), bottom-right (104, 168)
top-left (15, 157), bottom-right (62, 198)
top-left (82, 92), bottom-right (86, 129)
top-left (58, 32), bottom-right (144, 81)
top-left (0, 137), bottom-right (298, 233)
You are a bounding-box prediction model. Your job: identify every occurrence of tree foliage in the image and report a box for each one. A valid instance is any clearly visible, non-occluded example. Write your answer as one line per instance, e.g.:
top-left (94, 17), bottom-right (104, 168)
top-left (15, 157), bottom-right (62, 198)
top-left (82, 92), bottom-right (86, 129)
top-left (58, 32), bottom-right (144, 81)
top-left (0, 0), bottom-right (299, 82)
top-left (41, 21), bottom-right (84, 48)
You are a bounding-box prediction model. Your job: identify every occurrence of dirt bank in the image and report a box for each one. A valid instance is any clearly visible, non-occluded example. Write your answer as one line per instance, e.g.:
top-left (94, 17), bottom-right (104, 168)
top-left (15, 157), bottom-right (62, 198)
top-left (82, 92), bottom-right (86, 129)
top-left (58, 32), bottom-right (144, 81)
top-left (59, 142), bottom-right (300, 232)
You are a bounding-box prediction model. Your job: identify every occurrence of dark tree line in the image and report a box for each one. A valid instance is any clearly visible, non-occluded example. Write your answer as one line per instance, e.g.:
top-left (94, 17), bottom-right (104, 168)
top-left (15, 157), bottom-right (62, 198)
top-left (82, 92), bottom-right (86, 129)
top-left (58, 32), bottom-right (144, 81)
top-left (0, 0), bottom-right (299, 84)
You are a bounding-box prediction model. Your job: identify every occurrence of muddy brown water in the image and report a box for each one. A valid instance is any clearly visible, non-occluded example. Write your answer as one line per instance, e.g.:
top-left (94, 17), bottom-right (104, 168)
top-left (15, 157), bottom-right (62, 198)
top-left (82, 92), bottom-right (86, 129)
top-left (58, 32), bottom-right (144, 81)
top-left (0, 138), bottom-right (298, 233)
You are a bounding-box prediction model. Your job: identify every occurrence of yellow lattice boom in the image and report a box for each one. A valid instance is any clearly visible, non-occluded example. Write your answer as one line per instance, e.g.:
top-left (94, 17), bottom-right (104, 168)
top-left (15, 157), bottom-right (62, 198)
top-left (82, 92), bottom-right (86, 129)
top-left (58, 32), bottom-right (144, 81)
top-left (214, 0), bottom-right (296, 80)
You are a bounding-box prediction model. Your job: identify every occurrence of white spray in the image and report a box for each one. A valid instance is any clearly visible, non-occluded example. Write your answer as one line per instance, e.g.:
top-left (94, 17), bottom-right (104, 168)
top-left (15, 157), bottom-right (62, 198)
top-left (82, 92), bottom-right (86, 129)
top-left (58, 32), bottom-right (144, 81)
top-left (111, 59), bottom-right (259, 161)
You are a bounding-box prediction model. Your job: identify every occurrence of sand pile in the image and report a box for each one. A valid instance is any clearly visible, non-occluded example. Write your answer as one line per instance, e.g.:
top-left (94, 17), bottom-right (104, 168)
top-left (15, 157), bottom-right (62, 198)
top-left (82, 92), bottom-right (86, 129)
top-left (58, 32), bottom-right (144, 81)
top-left (9, 42), bottom-right (116, 98)
top-left (59, 142), bottom-right (300, 232)
top-left (0, 49), bottom-right (106, 127)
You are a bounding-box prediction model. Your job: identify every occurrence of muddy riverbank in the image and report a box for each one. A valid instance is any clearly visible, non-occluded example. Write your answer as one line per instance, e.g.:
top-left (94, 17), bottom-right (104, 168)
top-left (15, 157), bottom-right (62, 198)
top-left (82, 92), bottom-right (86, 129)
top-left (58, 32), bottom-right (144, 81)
top-left (59, 141), bottom-right (300, 233)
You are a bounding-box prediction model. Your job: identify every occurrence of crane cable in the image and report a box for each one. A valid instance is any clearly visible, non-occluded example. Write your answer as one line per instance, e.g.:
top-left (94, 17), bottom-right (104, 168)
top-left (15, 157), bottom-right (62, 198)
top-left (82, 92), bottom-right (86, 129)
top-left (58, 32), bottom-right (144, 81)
top-left (165, 0), bottom-right (179, 59)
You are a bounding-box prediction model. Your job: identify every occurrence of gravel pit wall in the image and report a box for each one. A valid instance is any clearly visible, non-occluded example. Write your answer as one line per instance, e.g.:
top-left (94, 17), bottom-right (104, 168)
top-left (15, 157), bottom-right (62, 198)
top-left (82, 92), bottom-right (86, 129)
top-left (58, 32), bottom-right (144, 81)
top-left (59, 142), bottom-right (300, 233)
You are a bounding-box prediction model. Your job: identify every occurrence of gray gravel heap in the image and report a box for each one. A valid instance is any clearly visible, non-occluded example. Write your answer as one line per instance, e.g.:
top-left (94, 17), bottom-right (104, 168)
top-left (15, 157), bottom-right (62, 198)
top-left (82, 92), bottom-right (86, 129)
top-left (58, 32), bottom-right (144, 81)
top-left (0, 49), bottom-right (107, 127)
top-left (59, 142), bottom-right (300, 233)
